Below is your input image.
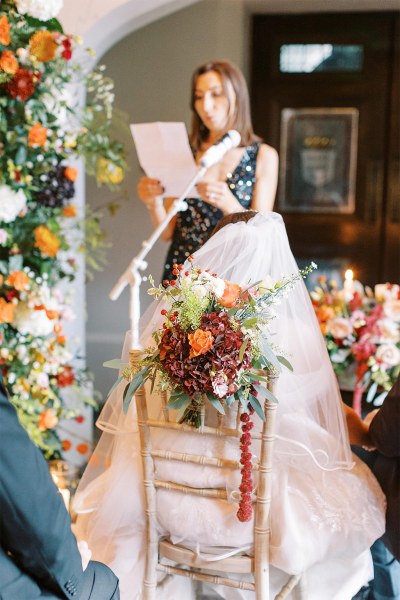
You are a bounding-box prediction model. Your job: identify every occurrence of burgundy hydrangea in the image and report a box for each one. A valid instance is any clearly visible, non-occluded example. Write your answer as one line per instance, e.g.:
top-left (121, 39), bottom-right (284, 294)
top-left (6, 68), bottom-right (36, 101)
top-left (158, 311), bottom-right (251, 398)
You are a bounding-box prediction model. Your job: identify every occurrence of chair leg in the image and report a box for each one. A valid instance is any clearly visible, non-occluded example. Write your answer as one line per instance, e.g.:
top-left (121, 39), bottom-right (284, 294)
top-left (274, 574), bottom-right (303, 599)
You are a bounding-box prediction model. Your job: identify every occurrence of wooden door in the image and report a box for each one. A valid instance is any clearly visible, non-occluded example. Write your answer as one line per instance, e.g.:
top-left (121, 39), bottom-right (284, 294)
top-left (251, 12), bottom-right (400, 286)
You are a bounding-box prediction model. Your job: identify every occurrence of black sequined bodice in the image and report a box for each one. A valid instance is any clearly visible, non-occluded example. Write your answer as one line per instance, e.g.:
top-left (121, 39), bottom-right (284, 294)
top-left (163, 142), bottom-right (260, 281)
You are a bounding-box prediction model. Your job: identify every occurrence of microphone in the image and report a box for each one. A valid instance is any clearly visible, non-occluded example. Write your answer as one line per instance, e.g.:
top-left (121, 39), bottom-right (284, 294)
top-left (200, 130), bottom-right (241, 169)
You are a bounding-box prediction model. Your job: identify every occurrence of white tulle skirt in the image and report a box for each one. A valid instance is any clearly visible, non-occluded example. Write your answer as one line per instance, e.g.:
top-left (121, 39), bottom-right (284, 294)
top-left (74, 410), bottom-right (385, 600)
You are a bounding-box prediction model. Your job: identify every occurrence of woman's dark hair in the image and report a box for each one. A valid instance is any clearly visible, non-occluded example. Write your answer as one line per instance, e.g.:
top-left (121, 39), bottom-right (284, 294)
top-left (210, 210), bottom-right (259, 238)
top-left (189, 60), bottom-right (260, 152)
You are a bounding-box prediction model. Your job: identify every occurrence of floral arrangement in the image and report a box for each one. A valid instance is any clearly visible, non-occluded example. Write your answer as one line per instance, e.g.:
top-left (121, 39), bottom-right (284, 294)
top-left (0, 0), bottom-right (127, 457)
top-left (312, 278), bottom-right (400, 413)
top-left (106, 258), bottom-right (315, 521)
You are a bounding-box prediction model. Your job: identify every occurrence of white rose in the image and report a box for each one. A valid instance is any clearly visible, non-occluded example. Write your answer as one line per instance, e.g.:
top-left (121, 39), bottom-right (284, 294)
top-left (326, 317), bottom-right (353, 340)
top-left (13, 302), bottom-right (54, 337)
top-left (376, 318), bottom-right (400, 343)
top-left (383, 300), bottom-right (400, 323)
top-left (375, 343), bottom-right (400, 367)
top-left (15, 0), bottom-right (63, 21)
top-left (36, 372), bottom-right (50, 388)
top-left (0, 185), bottom-right (27, 224)
top-left (375, 283), bottom-right (400, 302)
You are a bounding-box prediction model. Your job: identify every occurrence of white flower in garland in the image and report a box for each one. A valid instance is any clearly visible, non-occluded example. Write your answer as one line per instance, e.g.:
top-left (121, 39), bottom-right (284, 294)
top-left (15, 0), bottom-right (63, 21)
top-left (0, 185), bottom-right (27, 223)
top-left (13, 302), bottom-right (54, 337)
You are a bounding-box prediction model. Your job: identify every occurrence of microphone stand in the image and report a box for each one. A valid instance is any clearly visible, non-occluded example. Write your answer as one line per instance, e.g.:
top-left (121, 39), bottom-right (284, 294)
top-left (109, 165), bottom-right (207, 350)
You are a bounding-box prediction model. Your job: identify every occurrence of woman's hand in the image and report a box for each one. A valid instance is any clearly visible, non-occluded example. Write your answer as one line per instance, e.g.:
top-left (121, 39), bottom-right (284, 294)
top-left (137, 176), bottom-right (164, 207)
top-left (196, 181), bottom-right (242, 214)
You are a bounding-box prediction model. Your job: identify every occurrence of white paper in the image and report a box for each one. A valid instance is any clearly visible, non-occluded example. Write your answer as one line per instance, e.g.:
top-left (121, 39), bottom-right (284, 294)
top-left (130, 122), bottom-right (199, 197)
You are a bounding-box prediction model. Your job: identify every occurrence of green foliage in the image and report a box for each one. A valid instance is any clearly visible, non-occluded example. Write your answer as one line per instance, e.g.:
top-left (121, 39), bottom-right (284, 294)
top-left (0, 1), bottom-right (127, 457)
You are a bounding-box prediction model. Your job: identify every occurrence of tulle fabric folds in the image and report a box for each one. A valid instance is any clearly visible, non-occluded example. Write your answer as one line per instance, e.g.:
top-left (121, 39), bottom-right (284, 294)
top-left (74, 212), bottom-right (385, 600)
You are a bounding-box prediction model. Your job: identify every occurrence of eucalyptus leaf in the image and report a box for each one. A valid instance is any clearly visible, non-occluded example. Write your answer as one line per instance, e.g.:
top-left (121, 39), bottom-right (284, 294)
top-left (239, 340), bottom-right (248, 362)
top-left (103, 358), bottom-right (128, 370)
top-left (277, 355), bottom-right (293, 372)
top-left (257, 385), bottom-right (279, 404)
top-left (123, 367), bottom-right (151, 413)
top-left (14, 145), bottom-right (27, 166)
top-left (248, 393), bottom-right (266, 421)
top-left (237, 388), bottom-right (249, 412)
top-left (261, 338), bottom-right (281, 373)
top-left (106, 374), bottom-right (125, 397)
top-left (207, 394), bottom-right (226, 415)
top-left (168, 393), bottom-right (192, 410)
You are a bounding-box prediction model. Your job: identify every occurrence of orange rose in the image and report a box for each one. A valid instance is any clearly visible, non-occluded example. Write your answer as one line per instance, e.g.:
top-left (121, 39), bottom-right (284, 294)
top-left (316, 305), bottom-right (335, 324)
top-left (188, 328), bottom-right (214, 359)
top-left (64, 167), bottom-right (78, 182)
top-left (33, 225), bottom-right (60, 258)
top-left (0, 274), bottom-right (3, 288)
top-left (0, 16), bottom-right (11, 46)
top-left (0, 50), bottom-right (18, 75)
top-left (38, 408), bottom-right (58, 431)
top-left (62, 204), bottom-right (77, 217)
top-left (0, 298), bottom-right (14, 323)
top-left (217, 281), bottom-right (242, 308)
top-left (28, 122), bottom-right (47, 147)
top-left (5, 271), bottom-right (30, 291)
top-left (29, 30), bottom-right (57, 62)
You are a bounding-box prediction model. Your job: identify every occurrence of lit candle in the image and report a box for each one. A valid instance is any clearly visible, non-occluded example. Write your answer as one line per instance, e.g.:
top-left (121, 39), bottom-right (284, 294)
top-left (344, 269), bottom-right (354, 300)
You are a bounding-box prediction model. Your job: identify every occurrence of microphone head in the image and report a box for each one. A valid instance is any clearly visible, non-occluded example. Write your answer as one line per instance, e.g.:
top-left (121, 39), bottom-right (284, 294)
top-left (226, 130), bottom-right (241, 148)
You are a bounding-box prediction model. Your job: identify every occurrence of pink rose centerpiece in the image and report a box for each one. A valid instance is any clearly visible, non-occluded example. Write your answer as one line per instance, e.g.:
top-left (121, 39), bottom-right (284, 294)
top-left (312, 279), bottom-right (400, 414)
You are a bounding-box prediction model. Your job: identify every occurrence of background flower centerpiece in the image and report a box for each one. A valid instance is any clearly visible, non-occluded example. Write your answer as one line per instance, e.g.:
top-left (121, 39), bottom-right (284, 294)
top-left (0, 0), bottom-right (127, 457)
top-left (311, 277), bottom-right (400, 414)
top-left (106, 258), bottom-right (315, 521)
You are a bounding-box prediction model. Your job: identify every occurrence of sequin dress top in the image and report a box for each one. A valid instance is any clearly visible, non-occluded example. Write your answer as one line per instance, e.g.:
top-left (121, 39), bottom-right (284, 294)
top-left (163, 142), bottom-right (260, 281)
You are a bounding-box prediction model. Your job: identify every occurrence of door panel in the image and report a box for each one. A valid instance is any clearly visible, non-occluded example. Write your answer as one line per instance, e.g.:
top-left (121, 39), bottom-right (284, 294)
top-left (251, 12), bottom-right (400, 286)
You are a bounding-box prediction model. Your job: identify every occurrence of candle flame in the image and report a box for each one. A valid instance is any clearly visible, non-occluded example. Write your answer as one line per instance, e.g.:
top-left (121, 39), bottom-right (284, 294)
top-left (345, 269), bottom-right (353, 282)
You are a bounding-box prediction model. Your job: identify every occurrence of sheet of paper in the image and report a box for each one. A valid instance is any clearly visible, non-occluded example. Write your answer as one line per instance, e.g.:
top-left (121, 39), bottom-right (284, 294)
top-left (130, 122), bottom-right (199, 198)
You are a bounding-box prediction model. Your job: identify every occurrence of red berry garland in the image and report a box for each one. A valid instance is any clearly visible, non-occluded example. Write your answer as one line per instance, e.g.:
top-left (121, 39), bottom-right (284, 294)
top-left (237, 405), bottom-right (255, 522)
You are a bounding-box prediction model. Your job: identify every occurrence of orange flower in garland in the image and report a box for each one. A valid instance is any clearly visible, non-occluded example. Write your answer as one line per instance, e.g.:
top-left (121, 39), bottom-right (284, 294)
top-left (38, 408), bottom-right (58, 431)
top-left (29, 30), bottom-right (57, 63)
top-left (33, 225), bottom-right (60, 258)
top-left (6, 68), bottom-right (36, 101)
top-left (0, 50), bottom-right (18, 75)
top-left (5, 271), bottom-right (30, 291)
top-left (64, 166), bottom-right (78, 182)
top-left (0, 15), bottom-right (11, 46)
top-left (62, 204), bottom-right (77, 217)
top-left (0, 298), bottom-right (15, 324)
top-left (28, 122), bottom-right (47, 147)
